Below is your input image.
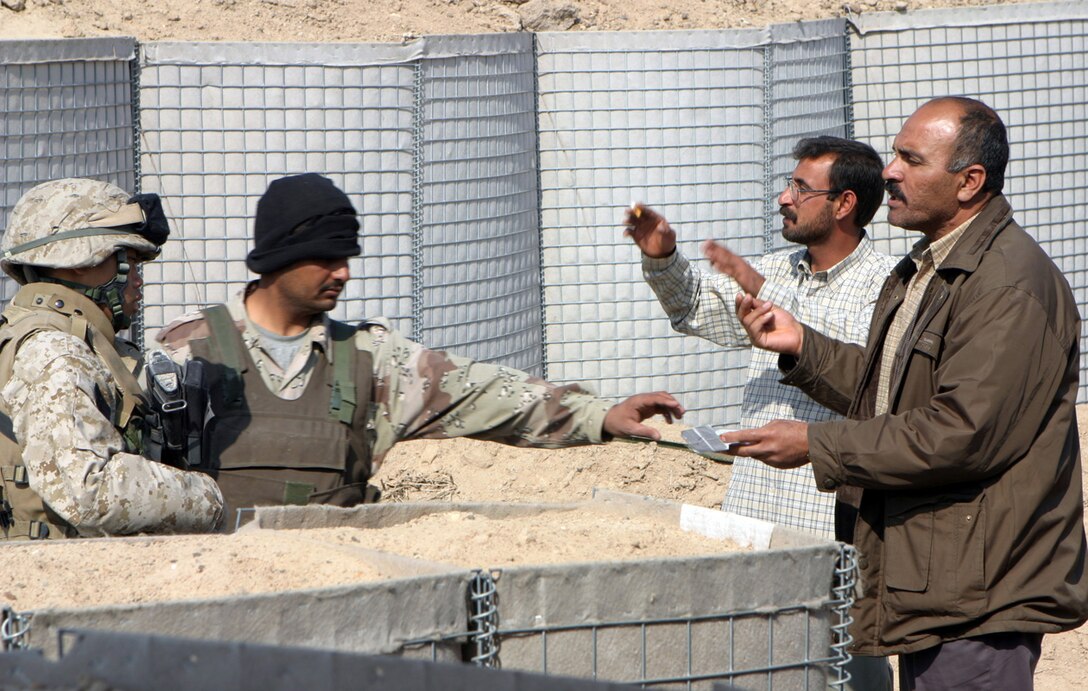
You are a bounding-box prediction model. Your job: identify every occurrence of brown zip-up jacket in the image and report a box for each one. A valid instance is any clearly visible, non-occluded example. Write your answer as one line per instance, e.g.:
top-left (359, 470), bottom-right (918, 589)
top-left (779, 194), bottom-right (1088, 655)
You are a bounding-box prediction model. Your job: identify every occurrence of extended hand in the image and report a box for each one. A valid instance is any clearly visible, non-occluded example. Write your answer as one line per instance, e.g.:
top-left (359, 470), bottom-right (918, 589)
top-left (735, 293), bottom-right (803, 356)
top-left (721, 421), bottom-right (810, 469)
top-left (623, 203), bottom-right (676, 259)
top-left (702, 240), bottom-right (765, 295)
top-left (603, 392), bottom-right (685, 440)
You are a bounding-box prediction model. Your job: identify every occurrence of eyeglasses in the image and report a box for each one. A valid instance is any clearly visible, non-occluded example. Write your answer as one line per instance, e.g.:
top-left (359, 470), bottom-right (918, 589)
top-left (785, 176), bottom-right (842, 205)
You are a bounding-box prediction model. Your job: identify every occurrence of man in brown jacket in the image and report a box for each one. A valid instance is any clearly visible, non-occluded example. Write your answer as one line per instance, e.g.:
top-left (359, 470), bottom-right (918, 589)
top-left (724, 97), bottom-right (1088, 689)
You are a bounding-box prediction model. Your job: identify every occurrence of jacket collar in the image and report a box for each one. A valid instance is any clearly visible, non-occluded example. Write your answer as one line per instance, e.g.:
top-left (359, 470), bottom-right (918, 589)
top-left (934, 194), bottom-right (1014, 274)
top-left (888, 194), bottom-right (1014, 284)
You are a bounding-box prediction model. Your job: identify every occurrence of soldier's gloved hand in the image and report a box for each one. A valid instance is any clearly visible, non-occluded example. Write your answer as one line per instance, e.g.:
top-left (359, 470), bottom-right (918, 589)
top-left (602, 392), bottom-right (685, 441)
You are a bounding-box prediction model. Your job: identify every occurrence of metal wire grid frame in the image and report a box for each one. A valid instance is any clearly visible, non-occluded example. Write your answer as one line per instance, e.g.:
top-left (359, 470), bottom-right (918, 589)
top-left (0, 3), bottom-right (1085, 414)
top-left (416, 35), bottom-right (545, 373)
top-left (0, 546), bottom-right (857, 686)
top-left (135, 43), bottom-right (416, 340)
top-left (848, 2), bottom-right (1088, 401)
top-left (763, 27), bottom-right (853, 254)
top-left (0, 607), bottom-right (30, 652)
top-left (0, 39), bottom-right (138, 307)
top-left (402, 546), bottom-right (858, 689)
top-left (535, 23), bottom-right (850, 426)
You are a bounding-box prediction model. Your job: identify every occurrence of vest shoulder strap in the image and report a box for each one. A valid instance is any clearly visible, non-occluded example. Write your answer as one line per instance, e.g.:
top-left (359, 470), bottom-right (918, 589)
top-left (201, 304), bottom-right (246, 409)
top-left (328, 319), bottom-right (358, 424)
top-left (0, 307), bottom-right (86, 386)
top-left (0, 305), bottom-right (144, 431)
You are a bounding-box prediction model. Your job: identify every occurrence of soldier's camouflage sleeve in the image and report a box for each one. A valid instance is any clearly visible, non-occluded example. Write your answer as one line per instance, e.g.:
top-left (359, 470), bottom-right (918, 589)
top-left (1, 330), bottom-right (224, 536)
top-left (357, 321), bottom-right (613, 472)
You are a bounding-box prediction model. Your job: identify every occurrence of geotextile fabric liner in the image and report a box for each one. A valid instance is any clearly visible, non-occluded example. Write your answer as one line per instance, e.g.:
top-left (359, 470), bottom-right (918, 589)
top-left (11, 495), bottom-right (842, 688)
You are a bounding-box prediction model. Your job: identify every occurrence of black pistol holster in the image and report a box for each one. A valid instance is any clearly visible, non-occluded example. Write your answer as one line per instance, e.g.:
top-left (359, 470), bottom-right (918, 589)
top-left (145, 350), bottom-right (205, 469)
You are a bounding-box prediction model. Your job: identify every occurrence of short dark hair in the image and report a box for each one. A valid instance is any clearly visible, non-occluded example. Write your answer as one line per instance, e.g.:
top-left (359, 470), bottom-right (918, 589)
top-left (792, 136), bottom-right (885, 228)
top-left (934, 97), bottom-right (1008, 194)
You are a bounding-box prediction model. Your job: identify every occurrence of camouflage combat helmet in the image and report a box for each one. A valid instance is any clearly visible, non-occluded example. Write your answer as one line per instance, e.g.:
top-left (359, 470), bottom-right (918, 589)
top-left (1, 178), bottom-right (171, 329)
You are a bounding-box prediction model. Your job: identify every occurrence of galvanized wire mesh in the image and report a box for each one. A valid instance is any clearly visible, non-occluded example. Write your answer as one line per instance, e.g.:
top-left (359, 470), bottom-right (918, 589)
top-left (136, 43), bottom-right (416, 337)
top-left (765, 25), bottom-right (852, 253)
top-left (416, 35), bottom-right (544, 373)
top-left (405, 554), bottom-right (852, 690)
top-left (849, 1), bottom-right (1088, 401)
top-left (0, 5), bottom-right (1085, 410)
top-left (0, 39), bottom-right (137, 305)
top-left (536, 31), bottom-right (766, 425)
top-left (536, 24), bottom-right (851, 426)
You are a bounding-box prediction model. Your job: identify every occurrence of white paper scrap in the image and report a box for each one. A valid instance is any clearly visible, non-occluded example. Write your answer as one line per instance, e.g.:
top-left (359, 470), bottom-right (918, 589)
top-left (679, 504), bottom-right (775, 551)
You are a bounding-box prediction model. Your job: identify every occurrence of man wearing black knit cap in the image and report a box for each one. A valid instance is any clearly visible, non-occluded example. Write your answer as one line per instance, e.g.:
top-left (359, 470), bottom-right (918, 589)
top-left (156, 173), bottom-right (684, 523)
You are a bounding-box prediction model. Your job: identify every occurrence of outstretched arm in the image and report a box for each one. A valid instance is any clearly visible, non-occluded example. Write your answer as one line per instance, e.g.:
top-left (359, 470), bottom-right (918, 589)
top-left (630, 203), bottom-right (757, 348)
top-left (602, 392), bottom-right (685, 440)
top-left (360, 323), bottom-right (681, 472)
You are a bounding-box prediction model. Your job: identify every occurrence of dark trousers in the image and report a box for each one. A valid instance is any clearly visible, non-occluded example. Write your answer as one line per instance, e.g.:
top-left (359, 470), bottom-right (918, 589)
top-left (899, 631), bottom-right (1043, 691)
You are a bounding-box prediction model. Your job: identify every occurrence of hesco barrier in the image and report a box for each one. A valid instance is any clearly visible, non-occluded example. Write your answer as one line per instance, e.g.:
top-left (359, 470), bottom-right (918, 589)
top-left (1, 493), bottom-right (855, 690)
top-left (0, 628), bottom-right (654, 691)
top-left (2, 2), bottom-right (1085, 425)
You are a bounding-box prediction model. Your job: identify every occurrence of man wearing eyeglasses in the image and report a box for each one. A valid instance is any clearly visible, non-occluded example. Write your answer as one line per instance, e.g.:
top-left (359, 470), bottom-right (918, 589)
top-left (625, 136), bottom-right (895, 689)
top-left (626, 136), bottom-right (893, 541)
top-left (730, 98), bottom-right (1088, 690)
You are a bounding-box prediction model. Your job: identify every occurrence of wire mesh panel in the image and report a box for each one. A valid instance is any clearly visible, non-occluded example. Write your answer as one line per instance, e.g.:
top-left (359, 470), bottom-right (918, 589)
top-left (417, 35), bottom-right (543, 373)
top-left (850, 0), bottom-right (1088, 399)
top-left (0, 38), bottom-right (137, 305)
top-left (537, 30), bottom-right (765, 426)
top-left (137, 42), bottom-right (416, 342)
top-left (765, 22), bottom-right (851, 253)
top-left (537, 24), bottom-right (850, 427)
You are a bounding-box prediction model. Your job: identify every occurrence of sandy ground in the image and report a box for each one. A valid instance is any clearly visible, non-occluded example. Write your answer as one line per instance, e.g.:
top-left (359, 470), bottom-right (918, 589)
top-left (0, 0), bottom-right (1046, 43)
top-left (6, 407), bottom-right (1082, 685)
top-left (4, 505), bottom-right (740, 610)
top-left (375, 410), bottom-right (1088, 690)
top-left (378, 419), bottom-right (730, 508)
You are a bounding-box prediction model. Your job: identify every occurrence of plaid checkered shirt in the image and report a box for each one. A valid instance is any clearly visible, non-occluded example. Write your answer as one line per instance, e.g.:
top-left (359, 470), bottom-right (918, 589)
top-left (643, 234), bottom-right (896, 538)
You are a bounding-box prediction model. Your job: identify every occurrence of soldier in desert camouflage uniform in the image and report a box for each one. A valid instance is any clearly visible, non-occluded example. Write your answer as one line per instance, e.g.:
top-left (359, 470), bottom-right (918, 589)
top-left (157, 173), bottom-right (683, 515)
top-left (0, 178), bottom-right (224, 539)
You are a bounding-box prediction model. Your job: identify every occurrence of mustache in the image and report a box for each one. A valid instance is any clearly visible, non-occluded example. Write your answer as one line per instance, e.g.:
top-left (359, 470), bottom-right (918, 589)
top-left (320, 281), bottom-right (345, 292)
top-left (885, 180), bottom-right (906, 202)
top-left (779, 206), bottom-right (797, 222)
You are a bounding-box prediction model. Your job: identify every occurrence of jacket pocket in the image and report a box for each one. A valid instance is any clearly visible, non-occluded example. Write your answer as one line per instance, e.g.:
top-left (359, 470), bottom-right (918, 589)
top-left (912, 330), bottom-right (942, 359)
top-left (884, 494), bottom-right (933, 592)
top-left (884, 491), bottom-right (986, 618)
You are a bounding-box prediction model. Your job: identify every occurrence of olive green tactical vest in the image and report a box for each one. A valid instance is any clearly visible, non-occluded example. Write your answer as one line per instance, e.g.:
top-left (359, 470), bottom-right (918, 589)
top-left (0, 283), bottom-right (146, 541)
top-left (189, 305), bottom-right (375, 516)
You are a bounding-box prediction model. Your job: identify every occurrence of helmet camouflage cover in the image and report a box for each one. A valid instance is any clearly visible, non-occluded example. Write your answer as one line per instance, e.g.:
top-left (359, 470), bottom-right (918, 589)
top-left (1, 178), bottom-right (165, 284)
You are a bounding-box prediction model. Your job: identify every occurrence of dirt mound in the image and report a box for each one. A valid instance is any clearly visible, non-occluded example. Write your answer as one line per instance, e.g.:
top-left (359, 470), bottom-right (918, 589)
top-left (0, 0), bottom-right (1042, 43)
top-left (378, 419), bottom-right (731, 509)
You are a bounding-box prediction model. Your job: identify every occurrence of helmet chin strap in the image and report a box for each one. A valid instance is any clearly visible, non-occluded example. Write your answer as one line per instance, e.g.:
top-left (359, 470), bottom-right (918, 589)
top-left (42, 249), bottom-right (132, 331)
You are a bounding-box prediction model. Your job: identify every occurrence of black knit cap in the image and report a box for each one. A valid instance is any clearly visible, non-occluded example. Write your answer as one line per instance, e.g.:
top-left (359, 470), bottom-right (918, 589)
top-left (246, 173), bottom-right (361, 274)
